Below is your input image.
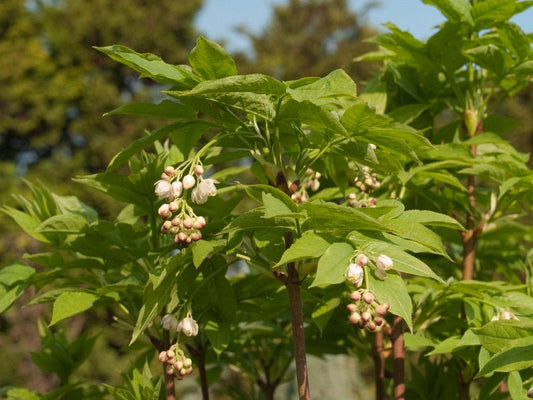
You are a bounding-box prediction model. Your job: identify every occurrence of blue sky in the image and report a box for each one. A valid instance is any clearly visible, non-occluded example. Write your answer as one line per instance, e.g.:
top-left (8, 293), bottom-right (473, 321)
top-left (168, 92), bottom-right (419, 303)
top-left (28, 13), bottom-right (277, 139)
top-left (195, 0), bottom-right (533, 52)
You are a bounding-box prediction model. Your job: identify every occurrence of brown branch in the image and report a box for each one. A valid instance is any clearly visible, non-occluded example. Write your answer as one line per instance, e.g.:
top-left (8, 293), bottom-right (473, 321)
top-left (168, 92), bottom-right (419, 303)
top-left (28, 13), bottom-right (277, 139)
top-left (373, 331), bottom-right (386, 400)
top-left (390, 316), bottom-right (405, 400)
top-left (187, 343), bottom-right (210, 400)
top-left (162, 330), bottom-right (176, 400)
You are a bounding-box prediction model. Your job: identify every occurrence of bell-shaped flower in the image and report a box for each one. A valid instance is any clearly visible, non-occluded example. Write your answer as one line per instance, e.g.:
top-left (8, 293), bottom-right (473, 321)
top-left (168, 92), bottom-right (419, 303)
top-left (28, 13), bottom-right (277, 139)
top-left (191, 179), bottom-right (217, 204)
top-left (345, 263), bottom-right (364, 287)
top-left (177, 313), bottom-right (199, 337)
top-left (155, 180), bottom-right (172, 199)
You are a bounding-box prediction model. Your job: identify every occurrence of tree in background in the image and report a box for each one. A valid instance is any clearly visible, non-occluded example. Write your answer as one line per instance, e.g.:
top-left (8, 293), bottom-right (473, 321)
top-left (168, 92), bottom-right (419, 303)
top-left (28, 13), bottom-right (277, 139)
top-left (236, 0), bottom-right (379, 82)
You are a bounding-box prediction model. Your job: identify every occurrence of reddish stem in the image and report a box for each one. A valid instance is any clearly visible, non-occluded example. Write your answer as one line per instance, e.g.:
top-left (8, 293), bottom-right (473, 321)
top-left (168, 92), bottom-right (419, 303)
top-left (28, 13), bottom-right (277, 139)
top-left (390, 317), bottom-right (405, 400)
top-left (373, 331), bottom-right (386, 400)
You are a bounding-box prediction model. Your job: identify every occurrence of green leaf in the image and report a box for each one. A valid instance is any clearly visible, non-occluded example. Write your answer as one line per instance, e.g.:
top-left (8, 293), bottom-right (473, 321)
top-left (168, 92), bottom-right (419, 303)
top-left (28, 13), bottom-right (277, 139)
top-left (37, 214), bottom-right (89, 234)
top-left (476, 344), bottom-right (533, 377)
top-left (1, 206), bottom-right (50, 243)
top-left (367, 271), bottom-right (413, 331)
top-left (364, 241), bottom-right (443, 282)
top-left (311, 297), bottom-right (341, 334)
top-left (464, 45), bottom-right (505, 76)
top-left (471, 0), bottom-right (515, 29)
top-left (0, 285), bottom-right (30, 313)
top-left (95, 45), bottom-right (198, 87)
top-left (262, 192), bottom-right (303, 219)
top-left (104, 100), bottom-right (197, 119)
top-left (204, 319), bottom-right (231, 355)
top-left (131, 260), bottom-right (181, 344)
top-left (422, 0), bottom-right (473, 25)
top-left (404, 333), bottom-right (436, 350)
top-left (49, 291), bottom-right (99, 326)
top-left (189, 36), bottom-right (237, 80)
top-left (384, 219), bottom-right (449, 257)
top-left (427, 329), bottom-right (480, 355)
top-left (245, 184), bottom-right (297, 211)
top-left (300, 201), bottom-right (388, 233)
top-left (286, 69), bottom-right (357, 105)
top-left (0, 263), bottom-right (35, 287)
top-left (275, 232), bottom-right (332, 267)
top-left (203, 259), bottom-right (237, 323)
top-left (191, 240), bottom-right (216, 268)
top-left (508, 371), bottom-right (525, 400)
top-left (395, 210), bottom-right (465, 230)
top-left (4, 388), bottom-right (41, 400)
top-left (497, 22), bottom-right (531, 61)
top-left (310, 242), bottom-right (354, 287)
top-left (472, 320), bottom-right (533, 353)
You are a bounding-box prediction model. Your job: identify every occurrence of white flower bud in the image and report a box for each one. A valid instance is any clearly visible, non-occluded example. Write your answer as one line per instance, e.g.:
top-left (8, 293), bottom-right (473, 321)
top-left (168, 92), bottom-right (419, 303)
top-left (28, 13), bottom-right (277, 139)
top-left (349, 312), bottom-right (361, 324)
top-left (169, 201), bottom-right (179, 212)
top-left (158, 204), bottom-right (171, 218)
top-left (162, 314), bottom-right (178, 330)
top-left (350, 290), bottom-right (362, 301)
top-left (376, 255), bottom-right (393, 270)
top-left (158, 351), bottom-right (168, 362)
top-left (362, 291), bottom-right (374, 304)
top-left (182, 174), bottom-right (196, 190)
top-left (361, 311), bottom-right (372, 322)
top-left (183, 217), bottom-right (194, 230)
top-left (171, 181), bottom-right (183, 198)
top-left (310, 179), bottom-right (320, 192)
top-left (345, 263), bottom-right (364, 287)
top-left (193, 216), bottom-right (206, 230)
top-left (346, 303), bottom-right (357, 313)
top-left (166, 349), bottom-right (175, 359)
top-left (355, 254), bottom-right (369, 267)
top-left (154, 180), bottom-right (172, 199)
top-left (177, 314), bottom-right (199, 337)
top-left (183, 358), bottom-right (192, 368)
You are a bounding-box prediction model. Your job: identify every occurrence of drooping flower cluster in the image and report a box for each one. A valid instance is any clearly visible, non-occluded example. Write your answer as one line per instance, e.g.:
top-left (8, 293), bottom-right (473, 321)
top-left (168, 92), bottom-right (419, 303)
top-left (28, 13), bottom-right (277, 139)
top-left (344, 252), bottom-right (394, 331)
top-left (290, 168), bottom-right (322, 203)
top-left (154, 163), bottom-right (216, 246)
top-left (158, 312), bottom-right (199, 380)
top-left (347, 289), bottom-right (390, 332)
top-left (354, 166), bottom-right (380, 193)
top-left (158, 345), bottom-right (194, 380)
top-left (347, 192), bottom-right (377, 209)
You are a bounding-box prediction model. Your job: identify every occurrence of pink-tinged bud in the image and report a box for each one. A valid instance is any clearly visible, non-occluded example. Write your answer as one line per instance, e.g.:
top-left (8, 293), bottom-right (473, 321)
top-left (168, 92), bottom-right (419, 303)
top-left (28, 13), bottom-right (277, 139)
top-left (369, 197), bottom-right (377, 206)
top-left (193, 216), bottom-right (206, 230)
top-left (193, 164), bottom-right (204, 176)
top-left (349, 312), bottom-right (361, 324)
top-left (179, 368), bottom-right (188, 376)
top-left (350, 291), bottom-right (362, 302)
top-left (166, 349), bottom-right (175, 359)
top-left (171, 181), bottom-right (183, 198)
top-left (314, 172), bottom-right (321, 179)
top-left (346, 303), bottom-right (357, 313)
top-left (527, 387), bottom-right (533, 398)
top-left (177, 375), bottom-right (184, 380)
top-left (376, 303), bottom-right (390, 316)
top-left (158, 351), bottom-right (168, 362)
top-left (171, 217), bottom-right (181, 226)
top-left (178, 232), bottom-right (188, 242)
top-left (166, 366), bottom-right (175, 375)
top-left (190, 232), bottom-right (202, 241)
top-left (374, 317), bottom-right (384, 326)
top-left (161, 220), bottom-right (172, 233)
top-left (174, 360), bottom-right (183, 371)
top-left (306, 168), bottom-right (314, 175)
top-left (164, 166), bottom-right (175, 177)
top-left (182, 174), bottom-right (196, 189)
top-left (362, 291), bottom-right (375, 304)
top-left (161, 173), bottom-right (171, 181)
top-left (361, 311), bottom-right (372, 322)
top-left (355, 254), bottom-right (369, 267)
top-left (186, 367), bottom-right (193, 375)
top-left (183, 218), bottom-right (194, 230)
top-left (374, 181), bottom-right (381, 189)
top-left (154, 180), bottom-right (172, 199)
top-left (169, 201), bottom-right (179, 212)
top-left (183, 358), bottom-right (192, 368)
top-left (366, 321), bottom-right (377, 331)
top-left (158, 204), bottom-right (171, 218)
top-left (376, 255), bottom-right (393, 270)
top-left (345, 263), bottom-right (364, 287)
